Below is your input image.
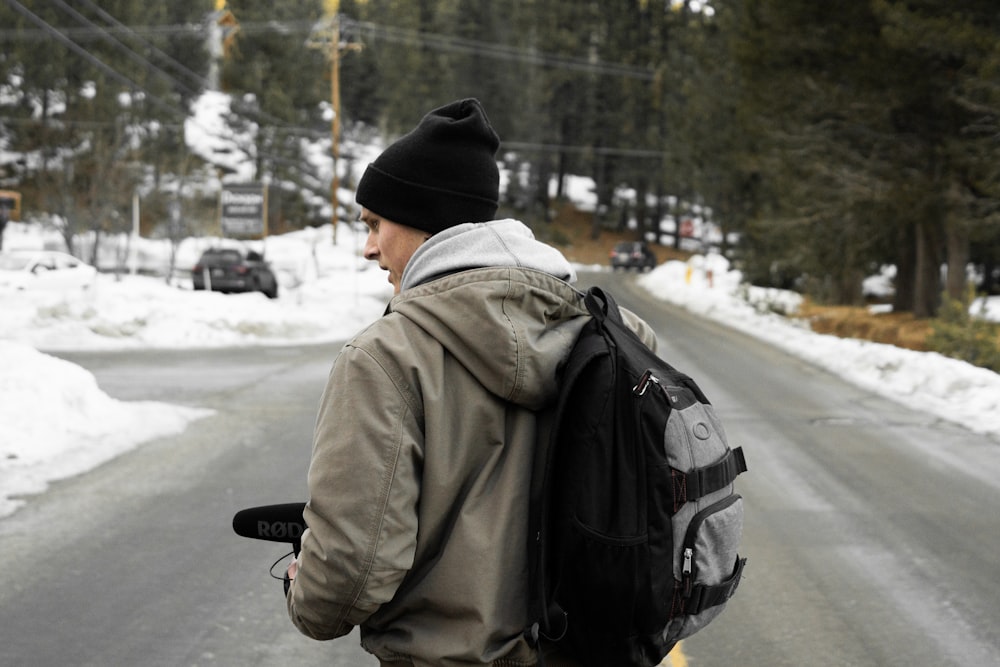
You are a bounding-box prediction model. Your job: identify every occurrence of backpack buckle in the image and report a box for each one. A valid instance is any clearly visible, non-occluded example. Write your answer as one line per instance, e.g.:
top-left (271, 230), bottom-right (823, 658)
top-left (633, 369), bottom-right (660, 396)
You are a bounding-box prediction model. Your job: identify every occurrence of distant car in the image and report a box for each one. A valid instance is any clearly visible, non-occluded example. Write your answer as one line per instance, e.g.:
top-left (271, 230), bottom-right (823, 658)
top-left (192, 247), bottom-right (278, 298)
top-left (610, 241), bottom-right (657, 271)
top-left (0, 249), bottom-right (98, 291)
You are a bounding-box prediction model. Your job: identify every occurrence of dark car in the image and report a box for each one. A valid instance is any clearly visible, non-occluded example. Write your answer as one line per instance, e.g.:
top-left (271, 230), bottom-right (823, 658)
top-left (192, 248), bottom-right (278, 298)
top-left (610, 241), bottom-right (657, 271)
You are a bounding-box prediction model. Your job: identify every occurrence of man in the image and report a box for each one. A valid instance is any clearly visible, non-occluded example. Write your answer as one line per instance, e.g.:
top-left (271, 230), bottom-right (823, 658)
top-left (286, 99), bottom-right (655, 666)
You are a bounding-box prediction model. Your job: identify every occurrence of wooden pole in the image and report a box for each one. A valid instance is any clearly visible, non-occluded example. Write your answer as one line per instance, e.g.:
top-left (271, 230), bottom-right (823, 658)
top-left (330, 16), bottom-right (341, 244)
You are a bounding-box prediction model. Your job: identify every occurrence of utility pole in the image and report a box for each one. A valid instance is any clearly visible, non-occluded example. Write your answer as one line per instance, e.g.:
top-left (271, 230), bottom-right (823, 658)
top-left (309, 15), bottom-right (361, 244)
top-left (329, 17), bottom-right (343, 244)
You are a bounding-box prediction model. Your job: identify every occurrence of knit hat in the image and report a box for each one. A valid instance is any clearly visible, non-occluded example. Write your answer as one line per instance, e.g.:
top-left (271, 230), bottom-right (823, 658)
top-left (355, 98), bottom-right (501, 235)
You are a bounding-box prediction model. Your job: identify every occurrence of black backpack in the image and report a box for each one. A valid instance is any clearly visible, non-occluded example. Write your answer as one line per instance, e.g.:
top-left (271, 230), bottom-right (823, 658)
top-left (527, 286), bottom-right (748, 666)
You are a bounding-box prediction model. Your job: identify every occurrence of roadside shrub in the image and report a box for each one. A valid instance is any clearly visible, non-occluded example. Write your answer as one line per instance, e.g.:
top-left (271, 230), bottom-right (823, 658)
top-left (927, 285), bottom-right (1000, 373)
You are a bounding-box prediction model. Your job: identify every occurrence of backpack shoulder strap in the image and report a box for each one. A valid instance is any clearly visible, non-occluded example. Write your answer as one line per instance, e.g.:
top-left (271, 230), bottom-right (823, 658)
top-left (527, 289), bottom-right (612, 645)
top-left (583, 285), bottom-right (624, 327)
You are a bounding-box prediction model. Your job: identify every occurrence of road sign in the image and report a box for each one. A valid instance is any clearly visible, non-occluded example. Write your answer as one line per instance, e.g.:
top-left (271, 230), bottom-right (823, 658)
top-left (220, 183), bottom-right (267, 238)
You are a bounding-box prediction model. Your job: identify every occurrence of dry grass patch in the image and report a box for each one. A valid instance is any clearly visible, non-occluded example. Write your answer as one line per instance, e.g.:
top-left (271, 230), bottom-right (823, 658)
top-left (542, 201), bottom-right (691, 266)
top-left (796, 301), bottom-right (933, 351)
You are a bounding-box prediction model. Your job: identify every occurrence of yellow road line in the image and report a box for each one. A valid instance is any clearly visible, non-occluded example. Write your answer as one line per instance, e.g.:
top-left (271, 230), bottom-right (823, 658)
top-left (659, 640), bottom-right (688, 667)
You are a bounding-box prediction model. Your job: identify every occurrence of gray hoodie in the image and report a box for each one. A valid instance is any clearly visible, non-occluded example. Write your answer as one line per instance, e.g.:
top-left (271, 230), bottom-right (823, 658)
top-left (401, 219), bottom-right (576, 291)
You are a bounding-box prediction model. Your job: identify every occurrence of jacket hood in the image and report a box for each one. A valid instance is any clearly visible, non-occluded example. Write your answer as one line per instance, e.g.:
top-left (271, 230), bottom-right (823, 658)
top-left (387, 264), bottom-right (588, 411)
top-left (400, 219), bottom-right (576, 291)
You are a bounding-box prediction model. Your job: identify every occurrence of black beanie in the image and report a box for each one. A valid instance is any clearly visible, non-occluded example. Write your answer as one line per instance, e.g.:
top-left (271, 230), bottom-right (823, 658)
top-left (355, 98), bottom-right (500, 235)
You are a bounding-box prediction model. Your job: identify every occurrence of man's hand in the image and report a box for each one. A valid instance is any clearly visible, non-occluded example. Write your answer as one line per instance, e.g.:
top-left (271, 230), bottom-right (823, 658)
top-left (284, 558), bottom-right (298, 595)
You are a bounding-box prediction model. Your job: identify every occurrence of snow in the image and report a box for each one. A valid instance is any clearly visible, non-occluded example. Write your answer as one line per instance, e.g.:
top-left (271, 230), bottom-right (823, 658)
top-left (636, 256), bottom-right (1000, 442)
top-left (1, 86), bottom-right (998, 518)
top-left (2, 221), bottom-right (999, 519)
top-left (0, 221), bottom-right (394, 517)
top-left (185, 90), bottom-right (257, 183)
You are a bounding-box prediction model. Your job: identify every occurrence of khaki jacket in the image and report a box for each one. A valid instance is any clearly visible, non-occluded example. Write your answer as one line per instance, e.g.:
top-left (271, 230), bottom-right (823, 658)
top-left (287, 266), bottom-right (654, 666)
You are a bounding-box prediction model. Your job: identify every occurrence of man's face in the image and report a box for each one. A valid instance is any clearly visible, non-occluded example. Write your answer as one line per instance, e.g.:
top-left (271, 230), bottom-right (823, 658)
top-left (360, 208), bottom-right (429, 294)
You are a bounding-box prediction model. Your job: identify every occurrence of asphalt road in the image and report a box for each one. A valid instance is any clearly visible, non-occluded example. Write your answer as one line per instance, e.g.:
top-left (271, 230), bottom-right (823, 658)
top-left (2, 270), bottom-right (998, 666)
top-left (0, 343), bottom-right (377, 666)
top-left (587, 272), bottom-right (1000, 667)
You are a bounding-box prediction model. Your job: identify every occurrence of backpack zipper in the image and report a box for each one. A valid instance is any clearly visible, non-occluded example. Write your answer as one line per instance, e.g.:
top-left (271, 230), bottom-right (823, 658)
top-left (681, 494), bottom-right (742, 598)
top-left (682, 547), bottom-right (694, 596)
top-left (633, 369), bottom-right (660, 396)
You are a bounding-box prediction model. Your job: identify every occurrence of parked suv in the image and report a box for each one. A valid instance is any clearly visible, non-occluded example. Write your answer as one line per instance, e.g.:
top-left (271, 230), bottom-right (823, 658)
top-left (192, 248), bottom-right (278, 298)
top-left (610, 241), bottom-right (657, 271)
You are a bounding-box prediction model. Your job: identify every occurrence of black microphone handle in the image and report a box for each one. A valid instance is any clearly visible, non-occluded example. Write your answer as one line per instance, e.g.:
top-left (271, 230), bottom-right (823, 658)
top-left (232, 502), bottom-right (307, 555)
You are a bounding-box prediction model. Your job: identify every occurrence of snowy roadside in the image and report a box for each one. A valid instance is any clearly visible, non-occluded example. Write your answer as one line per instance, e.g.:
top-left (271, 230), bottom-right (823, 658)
top-left (638, 258), bottom-right (1000, 439)
top-left (1, 223), bottom-right (999, 518)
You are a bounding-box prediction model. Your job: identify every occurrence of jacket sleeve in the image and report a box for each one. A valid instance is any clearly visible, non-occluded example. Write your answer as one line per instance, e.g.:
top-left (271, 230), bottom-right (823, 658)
top-left (286, 343), bottom-right (422, 640)
top-left (619, 306), bottom-right (659, 353)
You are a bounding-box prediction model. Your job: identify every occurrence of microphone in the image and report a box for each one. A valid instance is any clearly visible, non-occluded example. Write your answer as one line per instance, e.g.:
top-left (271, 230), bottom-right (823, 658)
top-left (233, 502), bottom-right (307, 554)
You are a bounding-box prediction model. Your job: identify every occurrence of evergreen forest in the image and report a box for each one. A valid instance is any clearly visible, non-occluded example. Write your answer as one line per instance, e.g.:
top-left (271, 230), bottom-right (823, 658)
top-left (1, 0), bottom-right (999, 318)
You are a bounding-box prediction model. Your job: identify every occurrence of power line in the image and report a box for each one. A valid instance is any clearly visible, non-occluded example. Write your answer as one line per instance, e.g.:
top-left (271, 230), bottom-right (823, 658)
top-left (48, 0), bottom-right (199, 98)
top-left (0, 115), bottom-right (181, 130)
top-left (3, 0), bottom-right (186, 120)
top-left (344, 18), bottom-right (657, 81)
top-left (0, 16), bottom-right (657, 81)
top-left (0, 114), bottom-right (663, 161)
top-left (1, 9), bottom-right (665, 162)
top-left (0, 19), bottom-right (230, 41)
top-left (501, 141), bottom-right (666, 159)
top-left (3, 1), bottom-right (326, 141)
top-left (76, 0), bottom-right (326, 140)
top-left (69, 0), bottom-right (208, 93)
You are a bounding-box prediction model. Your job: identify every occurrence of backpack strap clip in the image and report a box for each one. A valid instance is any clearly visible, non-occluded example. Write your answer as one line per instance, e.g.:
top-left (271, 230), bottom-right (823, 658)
top-left (673, 447), bottom-right (747, 511)
top-left (679, 555), bottom-right (747, 616)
